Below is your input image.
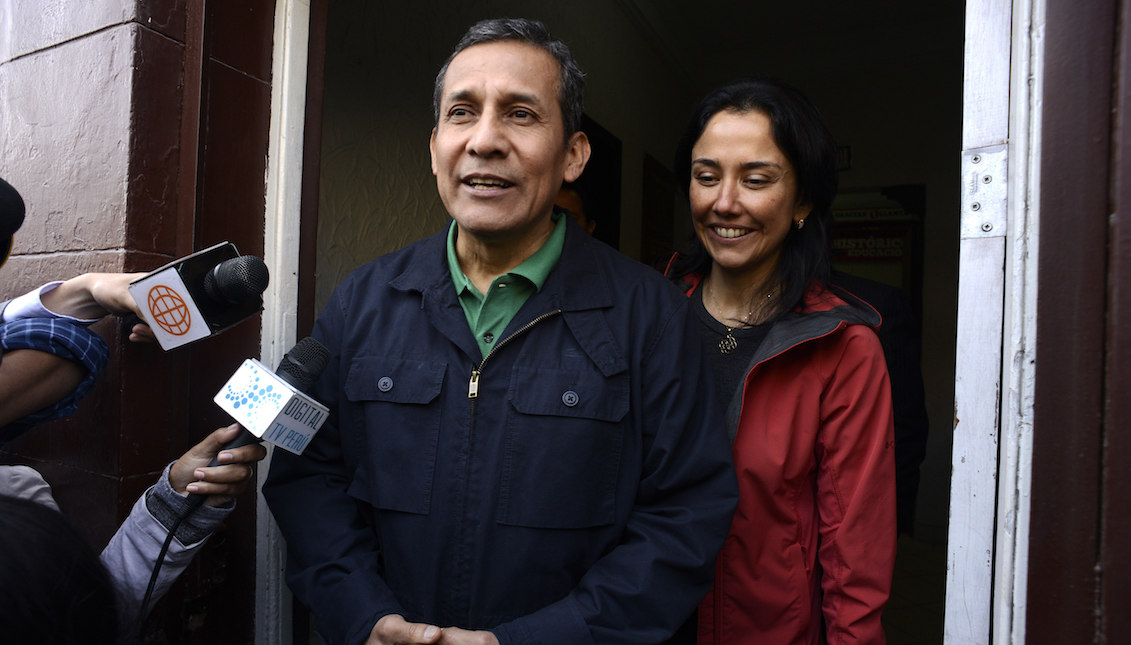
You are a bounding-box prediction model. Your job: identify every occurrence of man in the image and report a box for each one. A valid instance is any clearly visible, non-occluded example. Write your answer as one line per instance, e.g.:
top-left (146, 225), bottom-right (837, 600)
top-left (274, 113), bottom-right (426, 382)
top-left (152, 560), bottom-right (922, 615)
top-left (264, 18), bottom-right (737, 645)
top-left (0, 175), bottom-right (154, 440)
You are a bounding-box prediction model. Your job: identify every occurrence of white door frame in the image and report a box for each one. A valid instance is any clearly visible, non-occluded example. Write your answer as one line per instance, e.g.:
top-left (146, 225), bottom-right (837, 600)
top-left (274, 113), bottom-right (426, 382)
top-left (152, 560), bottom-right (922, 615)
top-left (260, 0), bottom-right (312, 643)
top-left (946, 0), bottom-right (1043, 642)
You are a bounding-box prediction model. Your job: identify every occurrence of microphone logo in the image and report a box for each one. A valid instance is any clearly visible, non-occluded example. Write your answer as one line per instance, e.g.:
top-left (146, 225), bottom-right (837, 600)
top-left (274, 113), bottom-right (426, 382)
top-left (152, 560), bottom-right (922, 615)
top-left (219, 373), bottom-right (285, 411)
top-left (214, 354), bottom-right (330, 455)
top-left (146, 284), bottom-right (192, 336)
top-left (128, 242), bottom-right (269, 350)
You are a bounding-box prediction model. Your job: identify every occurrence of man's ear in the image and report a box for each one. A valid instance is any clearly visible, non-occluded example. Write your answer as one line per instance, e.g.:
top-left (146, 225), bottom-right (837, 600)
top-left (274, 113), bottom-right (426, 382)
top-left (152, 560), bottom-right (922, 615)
top-left (429, 128), bottom-right (438, 176)
top-left (563, 131), bottom-right (591, 183)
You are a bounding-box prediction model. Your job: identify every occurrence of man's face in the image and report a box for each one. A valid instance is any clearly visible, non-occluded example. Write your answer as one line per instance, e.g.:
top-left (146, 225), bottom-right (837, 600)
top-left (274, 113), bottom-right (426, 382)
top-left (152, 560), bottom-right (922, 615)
top-left (430, 40), bottom-right (589, 249)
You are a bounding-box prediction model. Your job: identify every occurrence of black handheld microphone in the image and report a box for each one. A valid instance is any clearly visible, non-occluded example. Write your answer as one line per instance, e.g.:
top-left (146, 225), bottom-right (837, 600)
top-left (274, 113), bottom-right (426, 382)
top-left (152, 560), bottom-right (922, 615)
top-left (208, 336), bottom-right (331, 465)
top-left (128, 242), bottom-right (269, 350)
top-left (202, 254), bottom-right (270, 307)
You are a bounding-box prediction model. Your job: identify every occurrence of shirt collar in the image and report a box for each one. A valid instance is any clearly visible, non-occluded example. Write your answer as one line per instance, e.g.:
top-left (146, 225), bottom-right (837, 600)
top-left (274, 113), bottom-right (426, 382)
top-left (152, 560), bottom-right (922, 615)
top-left (445, 211), bottom-right (566, 295)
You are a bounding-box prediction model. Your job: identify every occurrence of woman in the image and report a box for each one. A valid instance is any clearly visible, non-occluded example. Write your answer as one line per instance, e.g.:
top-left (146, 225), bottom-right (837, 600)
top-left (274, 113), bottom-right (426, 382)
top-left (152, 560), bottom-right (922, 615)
top-left (667, 79), bottom-right (896, 644)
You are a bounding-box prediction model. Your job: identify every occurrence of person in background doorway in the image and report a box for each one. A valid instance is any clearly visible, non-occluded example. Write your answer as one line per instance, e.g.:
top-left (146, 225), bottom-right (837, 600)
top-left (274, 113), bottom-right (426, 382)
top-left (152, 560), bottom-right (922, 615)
top-left (555, 183), bottom-right (596, 235)
top-left (829, 269), bottom-right (929, 536)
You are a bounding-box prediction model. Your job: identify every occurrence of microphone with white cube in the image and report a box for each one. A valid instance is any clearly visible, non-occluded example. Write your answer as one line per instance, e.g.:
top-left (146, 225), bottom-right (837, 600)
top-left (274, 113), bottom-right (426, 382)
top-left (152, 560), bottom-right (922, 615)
top-left (211, 336), bottom-right (331, 462)
top-left (142, 337), bottom-right (331, 622)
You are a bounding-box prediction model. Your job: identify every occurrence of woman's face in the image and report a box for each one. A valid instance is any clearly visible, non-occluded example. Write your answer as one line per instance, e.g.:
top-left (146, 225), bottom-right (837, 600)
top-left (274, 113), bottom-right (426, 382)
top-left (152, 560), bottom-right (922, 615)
top-left (689, 109), bottom-right (811, 283)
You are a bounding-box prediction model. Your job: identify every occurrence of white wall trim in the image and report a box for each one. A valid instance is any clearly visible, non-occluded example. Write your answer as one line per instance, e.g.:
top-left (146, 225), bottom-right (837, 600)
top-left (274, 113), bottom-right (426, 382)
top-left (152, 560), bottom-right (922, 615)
top-left (993, 0), bottom-right (1043, 642)
top-left (945, 0), bottom-right (1013, 642)
top-left (260, 1), bottom-right (311, 643)
top-left (947, 0), bottom-right (1043, 643)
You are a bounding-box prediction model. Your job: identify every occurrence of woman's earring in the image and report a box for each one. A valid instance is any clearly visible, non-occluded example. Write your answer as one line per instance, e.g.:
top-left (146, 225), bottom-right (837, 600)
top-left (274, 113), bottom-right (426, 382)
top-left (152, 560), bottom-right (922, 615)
top-left (796, 218), bottom-right (806, 230)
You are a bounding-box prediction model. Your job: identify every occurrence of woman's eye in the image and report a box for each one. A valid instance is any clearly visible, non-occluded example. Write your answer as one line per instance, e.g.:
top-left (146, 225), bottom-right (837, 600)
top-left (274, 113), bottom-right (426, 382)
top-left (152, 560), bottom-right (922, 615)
top-left (694, 173), bottom-right (718, 185)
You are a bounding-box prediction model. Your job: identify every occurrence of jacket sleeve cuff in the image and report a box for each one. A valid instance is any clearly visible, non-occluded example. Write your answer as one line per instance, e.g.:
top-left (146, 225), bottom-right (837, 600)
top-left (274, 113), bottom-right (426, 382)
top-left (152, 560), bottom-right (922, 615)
top-left (145, 463), bottom-right (234, 546)
top-left (3, 282), bottom-right (100, 324)
top-left (490, 595), bottom-right (593, 645)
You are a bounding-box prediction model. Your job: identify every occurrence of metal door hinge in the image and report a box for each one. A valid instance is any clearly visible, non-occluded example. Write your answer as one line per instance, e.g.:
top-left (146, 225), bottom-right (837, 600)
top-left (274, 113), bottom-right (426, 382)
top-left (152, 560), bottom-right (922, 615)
top-left (961, 145), bottom-right (1007, 239)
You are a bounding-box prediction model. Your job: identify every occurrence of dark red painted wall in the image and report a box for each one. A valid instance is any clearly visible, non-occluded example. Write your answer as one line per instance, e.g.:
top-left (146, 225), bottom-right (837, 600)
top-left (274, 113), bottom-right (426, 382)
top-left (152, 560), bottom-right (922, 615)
top-left (1029, 0), bottom-right (1131, 642)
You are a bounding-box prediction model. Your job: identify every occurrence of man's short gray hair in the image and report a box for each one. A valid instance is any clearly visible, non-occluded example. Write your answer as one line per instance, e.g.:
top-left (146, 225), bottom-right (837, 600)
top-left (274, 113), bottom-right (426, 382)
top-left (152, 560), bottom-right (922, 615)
top-left (432, 18), bottom-right (585, 143)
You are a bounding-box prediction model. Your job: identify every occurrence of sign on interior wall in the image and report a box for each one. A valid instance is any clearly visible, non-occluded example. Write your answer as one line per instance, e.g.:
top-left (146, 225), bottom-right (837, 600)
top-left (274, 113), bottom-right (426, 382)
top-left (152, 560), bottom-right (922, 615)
top-left (831, 186), bottom-right (925, 316)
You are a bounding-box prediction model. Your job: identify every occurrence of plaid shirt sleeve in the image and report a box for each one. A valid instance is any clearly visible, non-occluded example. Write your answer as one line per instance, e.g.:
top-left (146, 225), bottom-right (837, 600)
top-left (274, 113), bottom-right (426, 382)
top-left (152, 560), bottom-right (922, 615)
top-left (0, 318), bottom-right (109, 444)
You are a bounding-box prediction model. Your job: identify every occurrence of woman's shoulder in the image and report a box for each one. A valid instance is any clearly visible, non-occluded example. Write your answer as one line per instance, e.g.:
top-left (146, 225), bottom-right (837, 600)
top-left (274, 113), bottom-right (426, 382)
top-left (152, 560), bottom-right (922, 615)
top-left (800, 281), bottom-right (882, 329)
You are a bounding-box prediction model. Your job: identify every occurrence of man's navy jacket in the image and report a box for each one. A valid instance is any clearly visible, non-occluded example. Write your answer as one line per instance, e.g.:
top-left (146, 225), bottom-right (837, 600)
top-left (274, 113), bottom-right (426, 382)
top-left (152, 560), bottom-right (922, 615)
top-left (264, 218), bottom-right (738, 645)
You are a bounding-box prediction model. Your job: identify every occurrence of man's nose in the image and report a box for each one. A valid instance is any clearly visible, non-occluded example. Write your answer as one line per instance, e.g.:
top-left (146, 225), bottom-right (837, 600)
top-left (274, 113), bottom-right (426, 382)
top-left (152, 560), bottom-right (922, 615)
top-left (467, 114), bottom-right (508, 157)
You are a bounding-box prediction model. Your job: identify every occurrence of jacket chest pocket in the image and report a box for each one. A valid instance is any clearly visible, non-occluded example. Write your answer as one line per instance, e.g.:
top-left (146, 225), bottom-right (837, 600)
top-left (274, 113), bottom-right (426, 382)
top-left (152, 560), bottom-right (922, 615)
top-left (344, 357), bottom-right (445, 515)
top-left (497, 364), bottom-right (629, 529)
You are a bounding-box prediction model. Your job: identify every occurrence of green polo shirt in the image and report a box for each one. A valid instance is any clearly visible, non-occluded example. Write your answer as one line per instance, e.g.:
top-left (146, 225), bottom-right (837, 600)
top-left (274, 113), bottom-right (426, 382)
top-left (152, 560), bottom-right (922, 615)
top-left (446, 212), bottom-right (566, 358)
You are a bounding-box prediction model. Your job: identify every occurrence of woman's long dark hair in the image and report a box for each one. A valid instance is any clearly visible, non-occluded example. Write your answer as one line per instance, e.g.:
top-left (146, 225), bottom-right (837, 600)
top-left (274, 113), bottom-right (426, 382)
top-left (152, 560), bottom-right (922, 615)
top-left (670, 78), bottom-right (839, 316)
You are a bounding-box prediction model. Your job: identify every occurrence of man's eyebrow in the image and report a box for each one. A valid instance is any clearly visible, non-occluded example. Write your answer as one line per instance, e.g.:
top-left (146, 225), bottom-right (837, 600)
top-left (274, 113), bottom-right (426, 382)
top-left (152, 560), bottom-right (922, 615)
top-left (445, 89), bottom-right (478, 105)
top-left (444, 89), bottom-right (545, 107)
top-left (503, 92), bottom-right (541, 106)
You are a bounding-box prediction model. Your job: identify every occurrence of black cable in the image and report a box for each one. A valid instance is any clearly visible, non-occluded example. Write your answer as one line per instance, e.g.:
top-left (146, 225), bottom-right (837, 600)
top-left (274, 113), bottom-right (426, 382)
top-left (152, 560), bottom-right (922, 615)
top-left (135, 494), bottom-right (206, 640)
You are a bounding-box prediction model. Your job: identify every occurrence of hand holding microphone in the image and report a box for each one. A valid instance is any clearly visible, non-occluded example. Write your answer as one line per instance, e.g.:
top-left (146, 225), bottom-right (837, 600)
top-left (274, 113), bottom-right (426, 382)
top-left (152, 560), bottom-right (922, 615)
top-left (139, 345), bottom-right (312, 621)
top-left (183, 337), bottom-right (330, 508)
top-left (169, 423), bottom-right (267, 508)
top-left (37, 272), bottom-right (156, 342)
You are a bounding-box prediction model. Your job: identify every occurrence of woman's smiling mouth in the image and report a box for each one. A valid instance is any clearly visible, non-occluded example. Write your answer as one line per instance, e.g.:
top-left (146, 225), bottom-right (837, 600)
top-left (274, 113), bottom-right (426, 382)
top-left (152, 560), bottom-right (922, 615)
top-left (712, 226), bottom-right (751, 239)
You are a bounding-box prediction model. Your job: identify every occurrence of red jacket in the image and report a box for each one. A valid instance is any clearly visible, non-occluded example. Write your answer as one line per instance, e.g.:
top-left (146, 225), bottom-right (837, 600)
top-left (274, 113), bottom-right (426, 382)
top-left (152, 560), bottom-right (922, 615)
top-left (683, 277), bottom-right (896, 644)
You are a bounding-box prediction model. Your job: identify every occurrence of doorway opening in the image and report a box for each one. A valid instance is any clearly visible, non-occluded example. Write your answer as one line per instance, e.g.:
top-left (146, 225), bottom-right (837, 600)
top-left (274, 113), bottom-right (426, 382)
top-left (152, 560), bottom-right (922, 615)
top-left (293, 3), bottom-right (963, 643)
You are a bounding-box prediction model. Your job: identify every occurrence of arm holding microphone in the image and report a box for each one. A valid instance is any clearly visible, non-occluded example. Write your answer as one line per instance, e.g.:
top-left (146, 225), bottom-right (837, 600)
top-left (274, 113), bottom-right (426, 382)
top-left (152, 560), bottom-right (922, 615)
top-left (119, 337), bottom-right (329, 631)
top-left (3, 272), bottom-right (155, 340)
top-left (0, 315), bottom-right (109, 442)
top-left (0, 423), bottom-right (266, 632)
top-left (0, 250), bottom-right (268, 444)
top-left (171, 422), bottom-right (267, 505)
top-left (0, 272), bottom-right (157, 442)
top-left (101, 423), bottom-right (267, 630)
top-left (39, 272), bottom-right (155, 342)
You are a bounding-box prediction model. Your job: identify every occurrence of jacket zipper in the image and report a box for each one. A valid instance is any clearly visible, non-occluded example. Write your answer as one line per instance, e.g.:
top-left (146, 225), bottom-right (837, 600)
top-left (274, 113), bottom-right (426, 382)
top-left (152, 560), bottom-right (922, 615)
top-left (468, 309), bottom-right (563, 398)
top-left (454, 310), bottom-right (562, 624)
